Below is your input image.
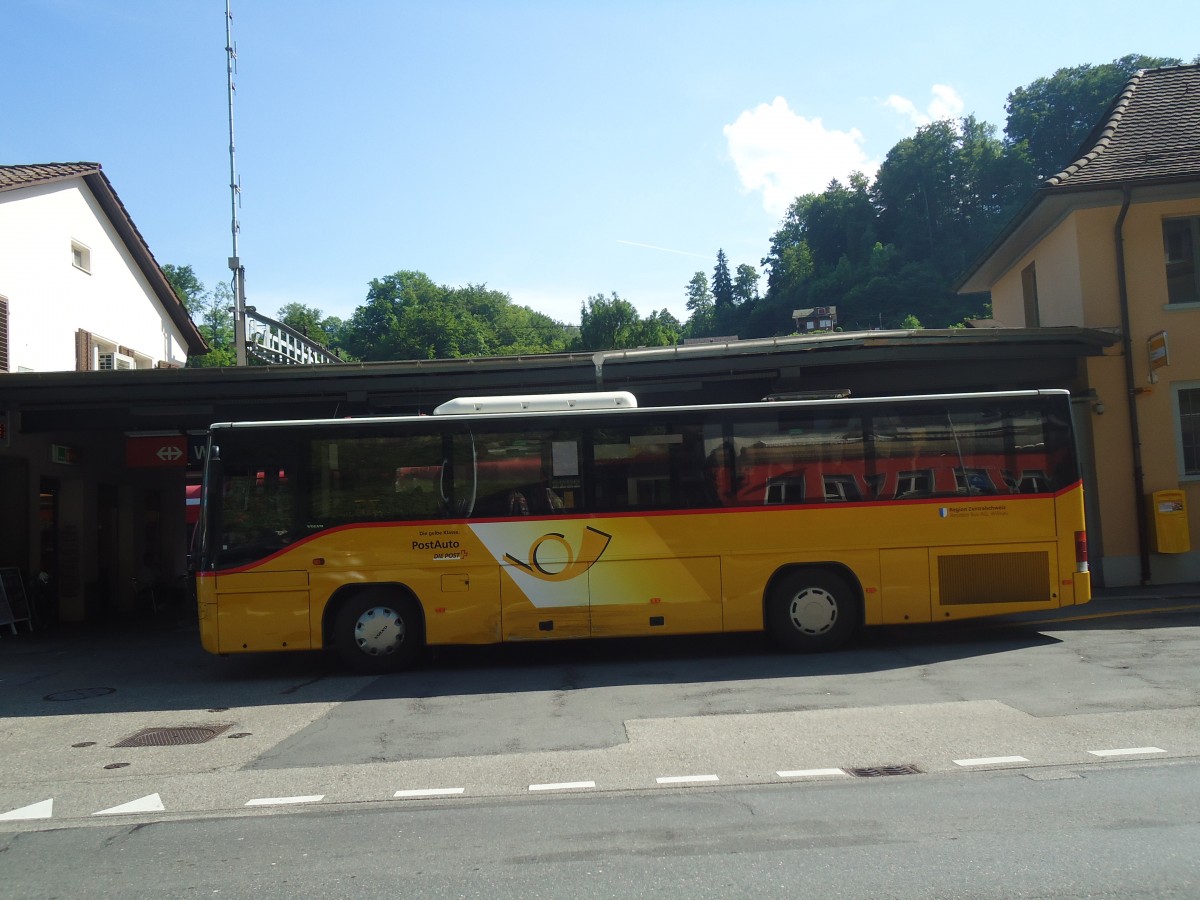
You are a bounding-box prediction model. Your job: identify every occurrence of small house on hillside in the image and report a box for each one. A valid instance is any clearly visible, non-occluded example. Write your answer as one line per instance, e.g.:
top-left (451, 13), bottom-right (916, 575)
top-left (792, 306), bottom-right (837, 333)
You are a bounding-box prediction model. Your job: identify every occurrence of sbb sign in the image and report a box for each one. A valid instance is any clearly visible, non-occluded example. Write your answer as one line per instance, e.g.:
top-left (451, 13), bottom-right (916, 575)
top-left (126, 435), bottom-right (187, 468)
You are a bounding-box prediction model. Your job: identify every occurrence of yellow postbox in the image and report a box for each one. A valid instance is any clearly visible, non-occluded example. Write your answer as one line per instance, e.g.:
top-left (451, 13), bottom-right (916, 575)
top-left (1148, 490), bottom-right (1190, 554)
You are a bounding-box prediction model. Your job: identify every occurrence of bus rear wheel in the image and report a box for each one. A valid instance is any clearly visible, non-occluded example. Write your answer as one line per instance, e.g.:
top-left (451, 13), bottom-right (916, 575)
top-left (766, 569), bottom-right (859, 652)
top-left (333, 590), bottom-right (424, 674)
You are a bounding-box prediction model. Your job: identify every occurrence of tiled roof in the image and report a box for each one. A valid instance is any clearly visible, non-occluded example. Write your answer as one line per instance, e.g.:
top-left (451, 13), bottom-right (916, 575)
top-left (1043, 64), bottom-right (1200, 190)
top-left (0, 162), bottom-right (101, 191)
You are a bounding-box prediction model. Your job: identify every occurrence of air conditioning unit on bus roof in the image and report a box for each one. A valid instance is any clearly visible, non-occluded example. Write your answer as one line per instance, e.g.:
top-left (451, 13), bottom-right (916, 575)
top-left (433, 391), bottom-right (637, 416)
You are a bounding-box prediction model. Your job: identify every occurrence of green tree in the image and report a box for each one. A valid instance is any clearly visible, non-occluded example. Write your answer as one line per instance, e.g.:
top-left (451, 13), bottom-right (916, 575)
top-left (187, 281), bottom-right (236, 368)
top-left (873, 117), bottom-right (1018, 279)
top-left (162, 263), bottom-right (204, 310)
top-left (684, 271), bottom-right (714, 337)
top-left (1005, 54), bottom-right (1181, 176)
top-left (732, 264), bottom-right (760, 306)
top-left (276, 303), bottom-right (329, 342)
top-left (578, 292), bottom-right (642, 350)
top-left (630, 308), bottom-right (682, 347)
top-left (338, 271), bottom-right (572, 360)
top-left (340, 270), bottom-right (442, 360)
top-left (712, 250), bottom-right (734, 310)
top-left (164, 264), bottom-right (236, 367)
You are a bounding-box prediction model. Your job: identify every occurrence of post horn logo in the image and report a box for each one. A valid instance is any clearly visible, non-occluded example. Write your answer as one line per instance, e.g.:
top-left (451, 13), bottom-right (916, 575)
top-left (504, 526), bottom-right (612, 582)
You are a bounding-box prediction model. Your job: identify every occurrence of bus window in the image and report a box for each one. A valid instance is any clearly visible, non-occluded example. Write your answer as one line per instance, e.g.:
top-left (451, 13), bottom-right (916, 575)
top-left (216, 441), bottom-right (298, 567)
top-left (591, 419), bottom-right (709, 511)
top-left (732, 413), bottom-right (864, 505)
top-left (311, 433), bottom-right (444, 524)
top-left (469, 429), bottom-right (580, 517)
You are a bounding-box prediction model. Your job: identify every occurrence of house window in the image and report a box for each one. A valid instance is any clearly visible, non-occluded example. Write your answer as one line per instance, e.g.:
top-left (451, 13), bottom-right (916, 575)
top-left (1021, 263), bottom-right (1040, 326)
top-left (71, 240), bottom-right (91, 274)
top-left (1176, 385), bottom-right (1200, 477)
top-left (1164, 217), bottom-right (1200, 304)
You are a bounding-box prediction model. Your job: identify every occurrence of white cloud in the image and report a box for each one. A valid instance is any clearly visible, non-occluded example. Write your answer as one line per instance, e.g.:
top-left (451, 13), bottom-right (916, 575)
top-left (884, 84), bottom-right (965, 128)
top-left (723, 97), bottom-right (876, 218)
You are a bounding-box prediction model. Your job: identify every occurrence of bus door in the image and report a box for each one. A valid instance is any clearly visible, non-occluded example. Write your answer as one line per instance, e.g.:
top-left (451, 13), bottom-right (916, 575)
top-left (206, 439), bottom-right (312, 652)
top-left (467, 429), bottom-right (591, 640)
top-left (587, 419), bottom-right (723, 637)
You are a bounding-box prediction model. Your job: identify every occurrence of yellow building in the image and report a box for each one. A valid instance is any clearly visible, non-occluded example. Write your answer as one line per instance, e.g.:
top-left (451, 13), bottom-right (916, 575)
top-left (959, 64), bottom-right (1200, 586)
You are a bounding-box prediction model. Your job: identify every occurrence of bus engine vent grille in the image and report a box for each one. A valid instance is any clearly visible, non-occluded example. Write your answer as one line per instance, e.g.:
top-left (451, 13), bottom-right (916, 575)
top-left (113, 725), bottom-right (231, 747)
top-left (938, 551), bottom-right (1050, 605)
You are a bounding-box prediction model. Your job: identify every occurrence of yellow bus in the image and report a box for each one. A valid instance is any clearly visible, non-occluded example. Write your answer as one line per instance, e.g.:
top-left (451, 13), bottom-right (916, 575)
top-left (191, 389), bottom-right (1090, 672)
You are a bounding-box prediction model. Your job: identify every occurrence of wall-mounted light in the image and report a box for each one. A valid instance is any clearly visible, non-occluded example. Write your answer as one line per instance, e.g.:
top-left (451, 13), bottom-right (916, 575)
top-left (1092, 401), bottom-right (1106, 415)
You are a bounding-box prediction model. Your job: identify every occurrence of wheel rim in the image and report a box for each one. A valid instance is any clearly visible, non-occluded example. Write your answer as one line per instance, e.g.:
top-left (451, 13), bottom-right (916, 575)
top-left (788, 587), bottom-right (837, 636)
top-left (353, 606), bottom-right (406, 657)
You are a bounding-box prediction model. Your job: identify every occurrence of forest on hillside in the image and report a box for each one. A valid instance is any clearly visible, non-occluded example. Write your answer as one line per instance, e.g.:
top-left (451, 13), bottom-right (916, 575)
top-left (168, 55), bottom-right (1189, 366)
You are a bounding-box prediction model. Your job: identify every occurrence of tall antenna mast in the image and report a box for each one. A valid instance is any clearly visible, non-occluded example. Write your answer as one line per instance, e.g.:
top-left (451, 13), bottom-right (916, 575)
top-left (226, 0), bottom-right (248, 366)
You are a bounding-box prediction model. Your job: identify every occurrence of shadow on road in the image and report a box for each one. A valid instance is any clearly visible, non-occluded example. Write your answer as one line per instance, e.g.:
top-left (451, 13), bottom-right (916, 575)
top-left (2, 599), bottom-right (1198, 719)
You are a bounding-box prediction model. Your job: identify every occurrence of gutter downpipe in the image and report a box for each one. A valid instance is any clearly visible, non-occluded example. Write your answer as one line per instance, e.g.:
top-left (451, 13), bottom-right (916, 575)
top-left (1114, 185), bottom-right (1152, 585)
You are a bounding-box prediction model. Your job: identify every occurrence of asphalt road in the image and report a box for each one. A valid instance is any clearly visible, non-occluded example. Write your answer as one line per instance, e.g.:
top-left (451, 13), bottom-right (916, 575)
top-left (4, 762), bottom-right (1199, 899)
top-left (2, 590), bottom-right (1200, 897)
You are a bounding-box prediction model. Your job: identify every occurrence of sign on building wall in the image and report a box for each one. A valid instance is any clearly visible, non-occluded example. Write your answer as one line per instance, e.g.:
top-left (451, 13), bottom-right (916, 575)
top-left (50, 444), bottom-right (79, 465)
top-left (125, 434), bottom-right (186, 468)
top-left (1148, 331), bottom-right (1169, 371)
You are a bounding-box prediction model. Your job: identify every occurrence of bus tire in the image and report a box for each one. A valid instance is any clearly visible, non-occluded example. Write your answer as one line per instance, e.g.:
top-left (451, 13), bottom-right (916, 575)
top-left (332, 589), bottom-right (425, 674)
top-left (765, 568), bottom-right (859, 653)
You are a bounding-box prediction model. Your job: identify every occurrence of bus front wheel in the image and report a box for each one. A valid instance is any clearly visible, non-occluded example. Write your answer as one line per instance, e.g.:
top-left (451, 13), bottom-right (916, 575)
top-left (332, 590), bottom-right (425, 674)
top-left (766, 569), bottom-right (859, 652)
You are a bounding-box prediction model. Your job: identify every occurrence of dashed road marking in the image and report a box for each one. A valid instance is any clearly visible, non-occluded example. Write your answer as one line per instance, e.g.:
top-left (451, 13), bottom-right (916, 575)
top-left (393, 788), bottom-right (466, 799)
top-left (656, 774), bottom-right (719, 785)
top-left (1, 744), bottom-right (1181, 826)
top-left (93, 793), bottom-right (164, 816)
top-left (1088, 746), bottom-right (1166, 757)
top-left (953, 756), bottom-right (1030, 767)
top-left (0, 799), bottom-right (53, 821)
top-left (529, 780), bottom-right (596, 792)
top-left (244, 795), bottom-right (325, 807)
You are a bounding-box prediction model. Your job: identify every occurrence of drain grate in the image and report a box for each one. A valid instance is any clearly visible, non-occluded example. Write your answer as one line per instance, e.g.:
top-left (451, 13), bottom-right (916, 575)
top-left (846, 764), bottom-right (922, 778)
top-left (113, 725), bottom-right (231, 748)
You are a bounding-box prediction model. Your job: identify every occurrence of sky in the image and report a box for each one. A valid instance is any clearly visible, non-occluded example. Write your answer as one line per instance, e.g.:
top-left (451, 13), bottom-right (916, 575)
top-left (3, 1), bottom-right (1195, 326)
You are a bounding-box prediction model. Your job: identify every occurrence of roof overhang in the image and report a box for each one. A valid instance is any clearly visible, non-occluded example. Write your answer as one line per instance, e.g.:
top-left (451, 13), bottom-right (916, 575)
top-left (0, 328), bottom-right (1119, 436)
top-left (80, 171), bottom-right (209, 355)
top-left (957, 179), bottom-right (1200, 294)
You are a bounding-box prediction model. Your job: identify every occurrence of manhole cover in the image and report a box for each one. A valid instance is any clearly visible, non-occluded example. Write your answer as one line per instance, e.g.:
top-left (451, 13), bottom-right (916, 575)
top-left (846, 764), bottom-right (922, 778)
top-left (45, 687), bottom-right (116, 702)
top-left (113, 725), bottom-right (231, 748)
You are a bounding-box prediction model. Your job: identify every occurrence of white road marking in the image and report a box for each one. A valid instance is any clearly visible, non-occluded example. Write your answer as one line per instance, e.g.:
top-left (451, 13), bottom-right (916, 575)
top-left (0, 799), bottom-right (53, 821)
top-left (244, 795), bottom-right (325, 807)
top-left (1088, 746), bottom-right (1166, 757)
top-left (93, 793), bottom-right (165, 816)
top-left (393, 788), bottom-right (466, 799)
top-left (777, 768), bottom-right (850, 778)
top-left (528, 781), bottom-right (596, 792)
top-left (656, 774), bottom-right (719, 785)
top-left (953, 756), bottom-right (1030, 767)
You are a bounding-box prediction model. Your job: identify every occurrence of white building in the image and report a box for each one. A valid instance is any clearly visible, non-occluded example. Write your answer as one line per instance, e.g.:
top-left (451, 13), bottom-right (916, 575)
top-left (0, 163), bottom-right (207, 623)
top-left (0, 163), bottom-right (206, 372)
